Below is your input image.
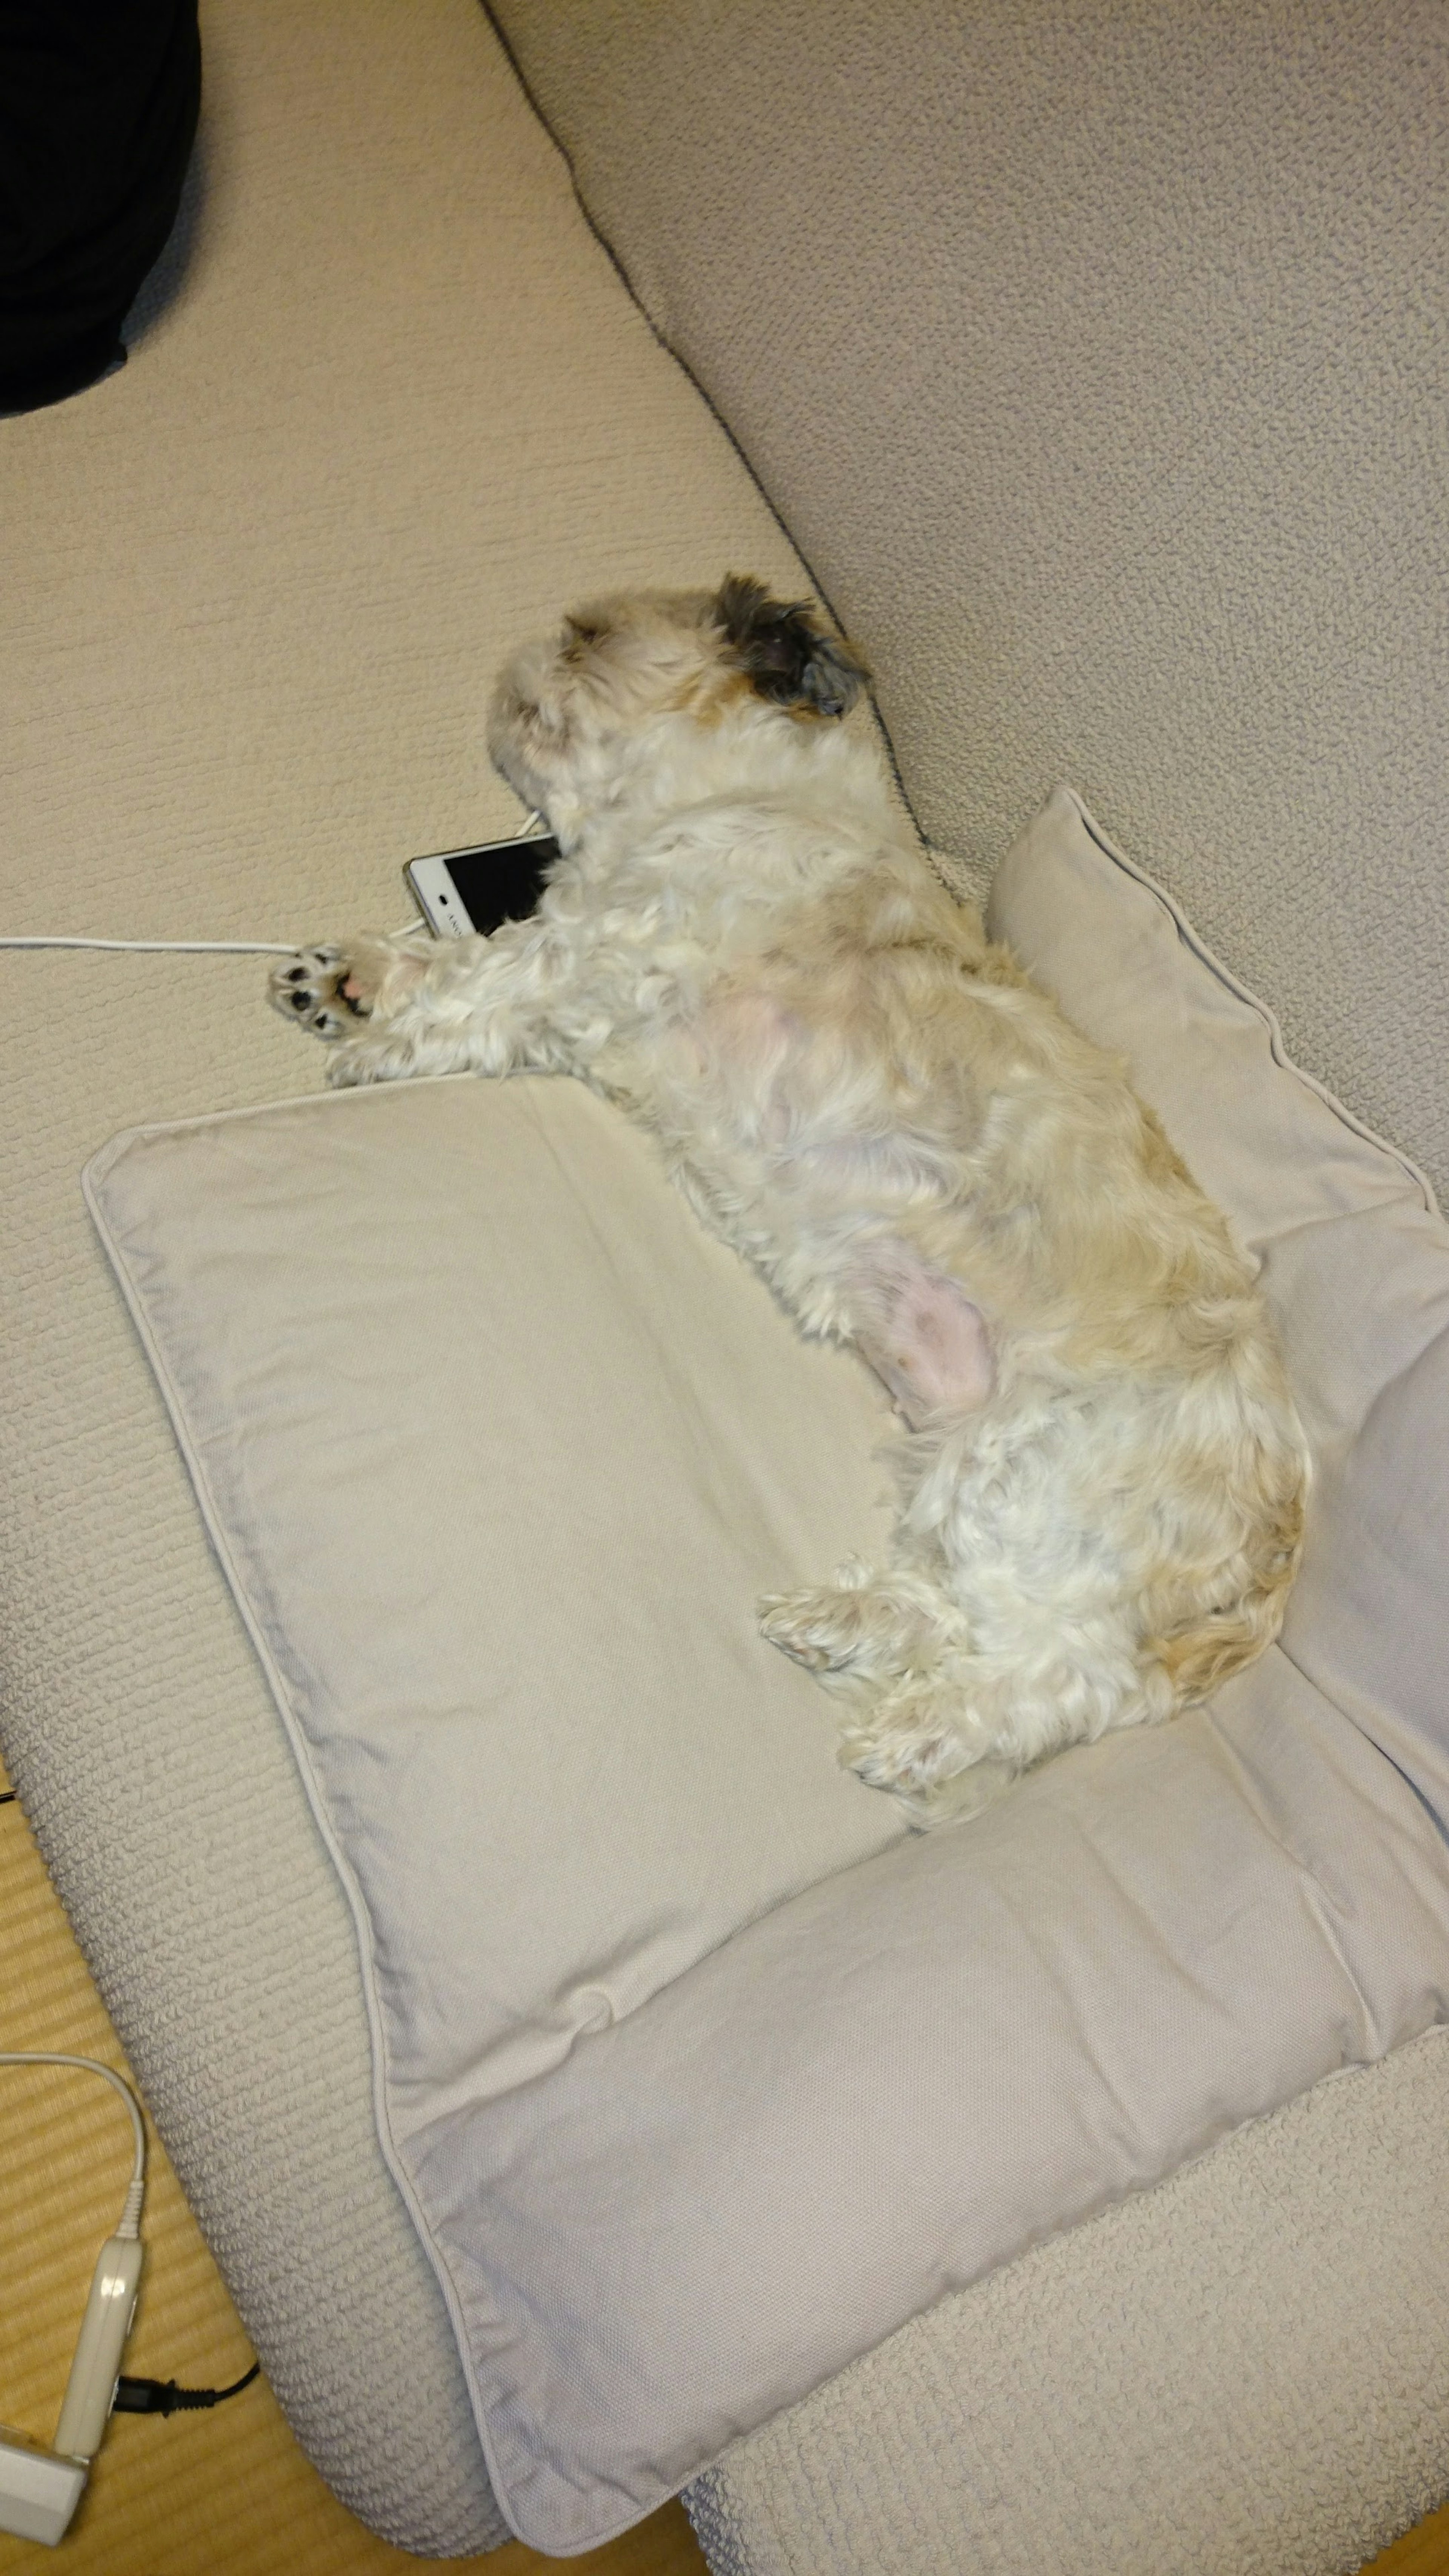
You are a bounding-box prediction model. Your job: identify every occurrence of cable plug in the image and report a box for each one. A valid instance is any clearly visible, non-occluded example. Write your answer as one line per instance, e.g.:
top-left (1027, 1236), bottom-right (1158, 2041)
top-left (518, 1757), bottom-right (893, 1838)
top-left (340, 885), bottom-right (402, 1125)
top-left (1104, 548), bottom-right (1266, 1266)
top-left (113, 2365), bottom-right (260, 2416)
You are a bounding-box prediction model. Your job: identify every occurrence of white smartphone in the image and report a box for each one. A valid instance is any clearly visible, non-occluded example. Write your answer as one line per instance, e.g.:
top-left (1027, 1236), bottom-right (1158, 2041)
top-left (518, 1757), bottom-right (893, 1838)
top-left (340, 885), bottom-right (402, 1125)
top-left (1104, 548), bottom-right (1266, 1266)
top-left (406, 833), bottom-right (560, 939)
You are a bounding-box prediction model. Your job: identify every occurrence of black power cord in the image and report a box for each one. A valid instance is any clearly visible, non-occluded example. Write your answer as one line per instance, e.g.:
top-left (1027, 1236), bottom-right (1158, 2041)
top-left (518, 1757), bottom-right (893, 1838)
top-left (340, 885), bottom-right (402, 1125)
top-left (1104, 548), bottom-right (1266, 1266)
top-left (113, 2363), bottom-right (261, 2416)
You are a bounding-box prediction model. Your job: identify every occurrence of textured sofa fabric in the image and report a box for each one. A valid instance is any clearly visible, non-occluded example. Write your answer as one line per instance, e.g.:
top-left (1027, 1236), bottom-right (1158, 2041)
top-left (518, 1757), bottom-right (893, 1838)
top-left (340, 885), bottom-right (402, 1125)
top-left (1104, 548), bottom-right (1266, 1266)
top-left (690, 2024), bottom-right (1449, 2576)
top-left (488, 0), bottom-right (1449, 1214)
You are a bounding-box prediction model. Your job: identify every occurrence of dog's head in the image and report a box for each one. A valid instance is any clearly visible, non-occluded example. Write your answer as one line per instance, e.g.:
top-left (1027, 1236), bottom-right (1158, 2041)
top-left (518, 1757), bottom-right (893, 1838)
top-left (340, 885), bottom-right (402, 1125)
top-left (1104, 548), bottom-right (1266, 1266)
top-left (487, 576), bottom-right (868, 822)
top-left (711, 575), bottom-right (868, 720)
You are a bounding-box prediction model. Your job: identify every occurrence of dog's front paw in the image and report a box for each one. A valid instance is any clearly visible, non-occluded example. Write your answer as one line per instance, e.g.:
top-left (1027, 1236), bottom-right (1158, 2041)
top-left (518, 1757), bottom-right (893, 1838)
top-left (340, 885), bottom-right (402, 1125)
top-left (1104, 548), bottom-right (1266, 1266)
top-left (269, 945), bottom-right (372, 1040)
top-left (269, 935), bottom-right (429, 1040)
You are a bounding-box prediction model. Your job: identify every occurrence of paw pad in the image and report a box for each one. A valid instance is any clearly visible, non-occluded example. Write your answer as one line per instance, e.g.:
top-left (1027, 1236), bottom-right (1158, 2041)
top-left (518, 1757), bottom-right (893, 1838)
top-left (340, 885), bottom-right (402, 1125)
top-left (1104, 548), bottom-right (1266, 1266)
top-left (268, 946), bottom-right (368, 1040)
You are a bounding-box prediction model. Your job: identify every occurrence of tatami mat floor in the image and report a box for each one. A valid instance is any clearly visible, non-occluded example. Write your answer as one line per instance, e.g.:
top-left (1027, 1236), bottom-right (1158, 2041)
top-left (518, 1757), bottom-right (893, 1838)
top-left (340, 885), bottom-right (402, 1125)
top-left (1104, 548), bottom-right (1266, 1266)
top-left (0, 1759), bottom-right (702, 2576)
top-left (2, 1751), bottom-right (1443, 2575)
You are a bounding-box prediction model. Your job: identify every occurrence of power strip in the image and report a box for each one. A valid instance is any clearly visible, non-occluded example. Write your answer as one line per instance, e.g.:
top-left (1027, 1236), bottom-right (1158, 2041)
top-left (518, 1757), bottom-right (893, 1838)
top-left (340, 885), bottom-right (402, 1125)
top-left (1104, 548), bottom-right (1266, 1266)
top-left (0, 2430), bottom-right (88, 2548)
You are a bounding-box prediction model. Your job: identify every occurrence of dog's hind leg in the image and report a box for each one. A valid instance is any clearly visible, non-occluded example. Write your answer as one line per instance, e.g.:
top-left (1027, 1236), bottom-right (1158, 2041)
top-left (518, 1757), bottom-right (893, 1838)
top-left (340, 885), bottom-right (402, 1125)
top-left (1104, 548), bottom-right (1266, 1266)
top-left (838, 1670), bottom-right (1020, 1824)
top-left (759, 1246), bottom-right (993, 1748)
top-left (761, 1571), bottom-right (1020, 1823)
top-left (758, 1565), bottom-right (965, 1681)
top-left (837, 1597), bottom-right (1166, 1824)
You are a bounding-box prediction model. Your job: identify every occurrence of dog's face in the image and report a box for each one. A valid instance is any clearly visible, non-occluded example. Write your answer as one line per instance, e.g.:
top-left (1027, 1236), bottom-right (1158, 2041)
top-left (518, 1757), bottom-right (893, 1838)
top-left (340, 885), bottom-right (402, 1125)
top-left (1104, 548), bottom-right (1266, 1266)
top-left (487, 575), bottom-right (867, 821)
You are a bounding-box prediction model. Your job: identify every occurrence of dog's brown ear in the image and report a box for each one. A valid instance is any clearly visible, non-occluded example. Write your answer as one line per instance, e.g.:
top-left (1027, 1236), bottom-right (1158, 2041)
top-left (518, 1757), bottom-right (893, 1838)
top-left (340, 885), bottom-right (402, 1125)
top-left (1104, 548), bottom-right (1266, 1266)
top-left (715, 574), bottom-right (868, 719)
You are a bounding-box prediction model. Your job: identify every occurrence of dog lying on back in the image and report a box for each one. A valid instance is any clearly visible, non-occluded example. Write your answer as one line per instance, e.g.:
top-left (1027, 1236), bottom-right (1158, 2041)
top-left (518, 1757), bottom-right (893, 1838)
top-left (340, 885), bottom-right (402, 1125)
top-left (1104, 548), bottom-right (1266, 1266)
top-left (271, 576), bottom-right (1308, 1825)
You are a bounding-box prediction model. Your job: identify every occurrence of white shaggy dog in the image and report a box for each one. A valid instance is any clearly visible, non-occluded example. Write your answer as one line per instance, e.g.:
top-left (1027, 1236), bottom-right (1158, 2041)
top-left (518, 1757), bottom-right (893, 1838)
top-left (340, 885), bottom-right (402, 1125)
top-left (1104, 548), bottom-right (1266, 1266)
top-left (272, 577), bottom-right (1308, 1825)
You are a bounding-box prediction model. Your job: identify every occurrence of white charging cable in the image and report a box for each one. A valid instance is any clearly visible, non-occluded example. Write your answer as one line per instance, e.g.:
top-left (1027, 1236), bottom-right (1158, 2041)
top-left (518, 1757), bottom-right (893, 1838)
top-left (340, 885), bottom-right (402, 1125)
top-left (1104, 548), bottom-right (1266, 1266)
top-left (0, 926), bottom-right (428, 957)
top-left (0, 2053), bottom-right (147, 2546)
top-left (0, 936), bottom-right (301, 954)
top-left (0, 816), bottom-right (547, 961)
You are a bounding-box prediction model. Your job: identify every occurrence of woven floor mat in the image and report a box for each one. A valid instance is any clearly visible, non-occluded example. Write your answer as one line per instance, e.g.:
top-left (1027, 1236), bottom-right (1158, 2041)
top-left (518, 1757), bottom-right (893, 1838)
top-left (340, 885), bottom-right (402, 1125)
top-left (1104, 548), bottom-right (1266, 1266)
top-left (0, 1766), bottom-right (703, 2575)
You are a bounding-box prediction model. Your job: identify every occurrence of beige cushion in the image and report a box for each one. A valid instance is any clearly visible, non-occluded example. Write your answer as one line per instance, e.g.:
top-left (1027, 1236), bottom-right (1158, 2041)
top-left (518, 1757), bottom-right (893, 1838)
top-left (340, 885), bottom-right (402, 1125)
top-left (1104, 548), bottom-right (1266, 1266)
top-left (85, 787), bottom-right (1449, 2551)
top-left (87, 1077), bottom-right (908, 2100)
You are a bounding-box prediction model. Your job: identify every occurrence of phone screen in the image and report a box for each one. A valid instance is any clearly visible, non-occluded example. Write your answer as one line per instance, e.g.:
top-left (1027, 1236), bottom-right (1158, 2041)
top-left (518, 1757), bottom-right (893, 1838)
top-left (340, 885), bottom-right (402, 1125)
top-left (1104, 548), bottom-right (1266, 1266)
top-left (423, 835), bottom-right (560, 936)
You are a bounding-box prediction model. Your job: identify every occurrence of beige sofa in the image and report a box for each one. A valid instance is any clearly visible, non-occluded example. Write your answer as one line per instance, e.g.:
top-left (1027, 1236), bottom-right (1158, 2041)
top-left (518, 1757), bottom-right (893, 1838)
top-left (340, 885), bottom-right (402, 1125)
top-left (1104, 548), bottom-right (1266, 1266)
top-left (3, 2), bottom-right (1446, 2568)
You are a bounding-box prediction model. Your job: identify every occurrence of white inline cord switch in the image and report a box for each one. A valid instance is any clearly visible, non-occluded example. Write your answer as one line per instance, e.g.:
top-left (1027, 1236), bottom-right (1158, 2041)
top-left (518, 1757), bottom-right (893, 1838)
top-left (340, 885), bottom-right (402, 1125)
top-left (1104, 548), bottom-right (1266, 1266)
top-left (50, 2218), bottom-right (145, 2462)
top-left (0, 2053), bottom-right (147, 2545)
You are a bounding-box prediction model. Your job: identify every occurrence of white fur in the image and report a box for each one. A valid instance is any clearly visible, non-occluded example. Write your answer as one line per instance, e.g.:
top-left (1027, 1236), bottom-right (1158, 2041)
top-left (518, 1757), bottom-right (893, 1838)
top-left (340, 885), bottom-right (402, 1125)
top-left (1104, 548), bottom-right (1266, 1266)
top-left (271, 581), bottom-right (1309, 1825)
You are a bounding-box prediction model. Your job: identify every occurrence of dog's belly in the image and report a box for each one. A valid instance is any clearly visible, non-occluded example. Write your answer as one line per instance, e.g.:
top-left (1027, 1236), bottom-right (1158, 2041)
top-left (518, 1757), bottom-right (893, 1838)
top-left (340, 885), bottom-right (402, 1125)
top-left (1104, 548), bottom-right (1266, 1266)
top-left (656, 987), bottom-right (951, 1189)
top-left (638, 989), bottom-right (994, 1424)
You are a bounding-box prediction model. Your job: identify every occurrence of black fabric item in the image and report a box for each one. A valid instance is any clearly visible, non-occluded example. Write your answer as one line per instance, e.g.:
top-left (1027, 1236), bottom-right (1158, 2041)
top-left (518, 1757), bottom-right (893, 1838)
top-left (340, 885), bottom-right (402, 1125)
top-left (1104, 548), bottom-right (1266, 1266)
top-left (0, 0), bottom-right (201, 414)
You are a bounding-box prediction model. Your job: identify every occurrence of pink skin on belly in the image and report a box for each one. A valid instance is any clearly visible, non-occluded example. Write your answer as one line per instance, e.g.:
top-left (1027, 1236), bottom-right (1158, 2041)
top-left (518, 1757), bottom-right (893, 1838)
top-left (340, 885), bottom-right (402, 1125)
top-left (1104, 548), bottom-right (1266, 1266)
top-left (860, 1267), bottom-right (994, 1426)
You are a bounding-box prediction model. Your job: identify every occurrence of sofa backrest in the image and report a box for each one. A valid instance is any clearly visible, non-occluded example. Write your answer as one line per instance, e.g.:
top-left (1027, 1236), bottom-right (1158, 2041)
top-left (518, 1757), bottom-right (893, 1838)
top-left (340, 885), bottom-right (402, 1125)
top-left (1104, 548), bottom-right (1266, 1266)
top-left (488, 0), bottom-right (1447, 1207)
